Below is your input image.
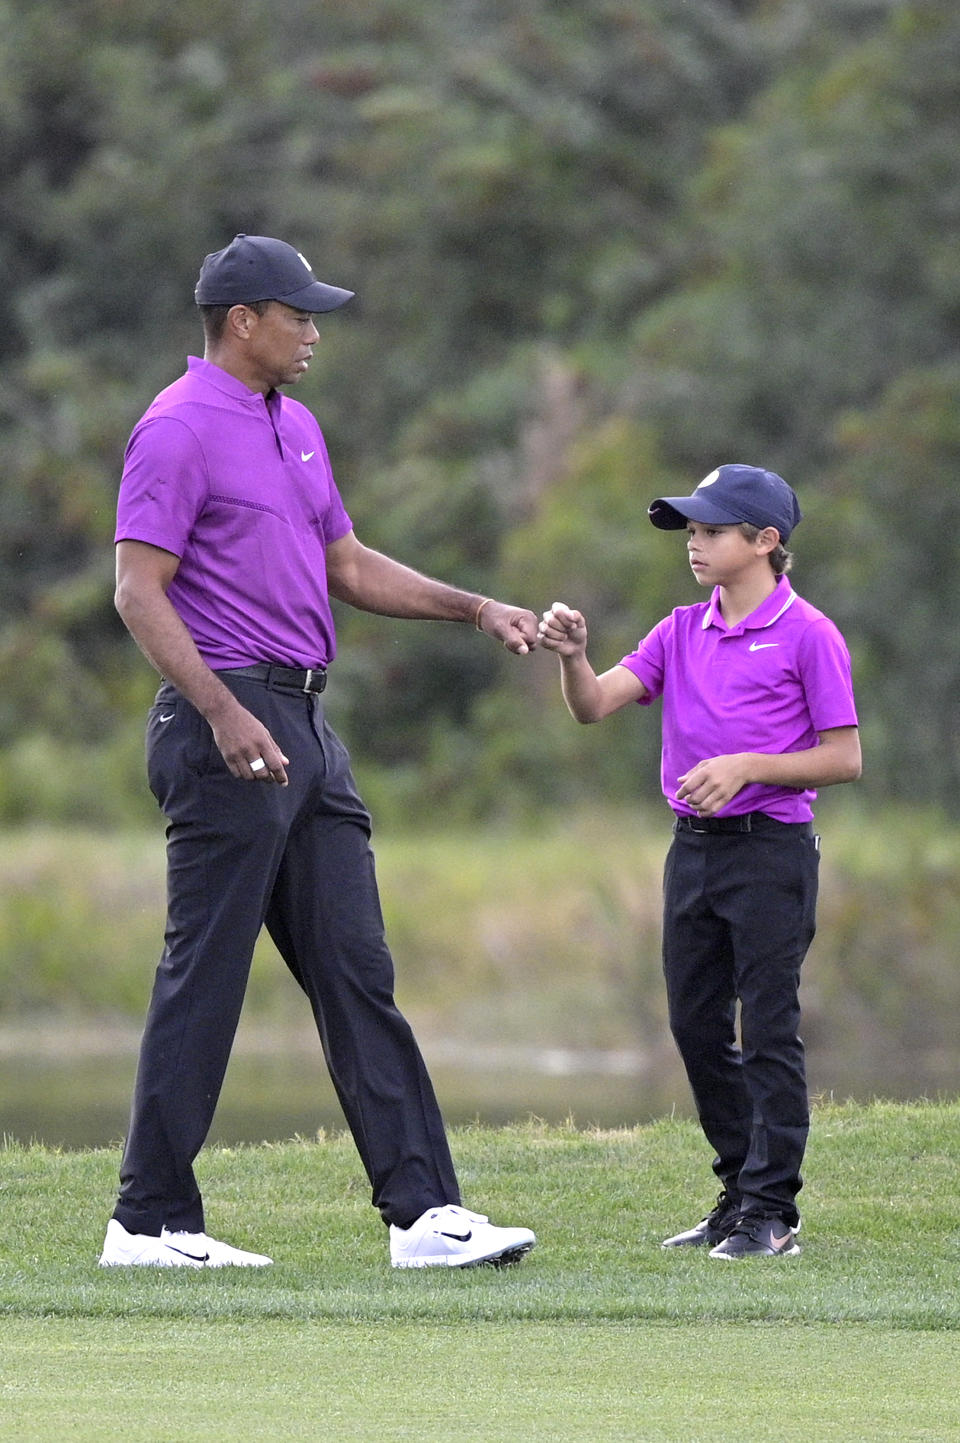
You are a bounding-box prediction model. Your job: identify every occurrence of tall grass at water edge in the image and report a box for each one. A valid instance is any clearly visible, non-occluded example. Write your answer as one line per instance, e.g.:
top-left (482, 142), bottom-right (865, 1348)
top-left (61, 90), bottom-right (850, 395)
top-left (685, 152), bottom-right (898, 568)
top-left (0, 800), bottom-right (958, 1099)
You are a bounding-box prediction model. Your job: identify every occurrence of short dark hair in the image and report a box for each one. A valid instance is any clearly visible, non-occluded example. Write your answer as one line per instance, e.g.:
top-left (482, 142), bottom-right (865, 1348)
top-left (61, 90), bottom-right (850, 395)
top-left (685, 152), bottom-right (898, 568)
top-left (199, 299), bottom-right (271, 344)
top-left (739, 522), bottom-right (793, 575)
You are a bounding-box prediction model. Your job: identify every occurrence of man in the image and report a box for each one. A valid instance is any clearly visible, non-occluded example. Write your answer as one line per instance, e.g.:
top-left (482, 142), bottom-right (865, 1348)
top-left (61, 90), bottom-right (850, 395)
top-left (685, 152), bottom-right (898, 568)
top-left (99, 234), bottom-right (537, 1270)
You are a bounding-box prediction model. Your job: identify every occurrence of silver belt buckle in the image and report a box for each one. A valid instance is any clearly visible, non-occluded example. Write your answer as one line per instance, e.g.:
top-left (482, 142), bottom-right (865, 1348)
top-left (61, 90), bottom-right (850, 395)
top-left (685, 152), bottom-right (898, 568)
top-left (302, 668), bottom-right (318, 693)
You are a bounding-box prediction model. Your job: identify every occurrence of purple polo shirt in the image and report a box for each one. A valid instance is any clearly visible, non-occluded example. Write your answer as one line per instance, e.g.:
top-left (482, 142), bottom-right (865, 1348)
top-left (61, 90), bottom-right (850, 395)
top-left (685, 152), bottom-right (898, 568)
top-left (619, 576), bottom-right (858, 823)
top-left (115, 357), bottom-right (353, 669)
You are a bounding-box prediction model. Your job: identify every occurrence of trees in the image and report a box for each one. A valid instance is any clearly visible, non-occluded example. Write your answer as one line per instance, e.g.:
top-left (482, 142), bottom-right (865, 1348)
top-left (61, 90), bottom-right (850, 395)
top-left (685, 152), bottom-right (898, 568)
top-left (613, 0), bottom-right (960, 797)
top-left (631, 0), bottom-right (959, 475)
top-left (0, 0), bottom-right (956, 817)
top-left (810, 362), bottom-right (960, 795)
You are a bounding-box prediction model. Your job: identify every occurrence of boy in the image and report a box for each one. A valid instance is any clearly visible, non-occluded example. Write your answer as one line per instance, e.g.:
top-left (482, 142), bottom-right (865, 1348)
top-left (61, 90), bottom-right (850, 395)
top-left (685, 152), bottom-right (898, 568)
top-left (538, 464), bottom-right (860, 1258)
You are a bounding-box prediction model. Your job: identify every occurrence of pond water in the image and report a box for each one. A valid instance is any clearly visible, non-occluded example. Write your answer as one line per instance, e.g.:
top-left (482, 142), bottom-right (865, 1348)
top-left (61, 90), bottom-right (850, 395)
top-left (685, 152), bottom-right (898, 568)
top-left (2, 1021), bottom-right (951, 1151)
top-left (0, 1023), bottom-right (685, 1149)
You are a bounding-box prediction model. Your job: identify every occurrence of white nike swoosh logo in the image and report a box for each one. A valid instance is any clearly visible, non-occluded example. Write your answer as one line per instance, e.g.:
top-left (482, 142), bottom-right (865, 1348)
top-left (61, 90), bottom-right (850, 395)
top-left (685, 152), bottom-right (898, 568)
top-left (159, 713), bottom-right (175, 722)
top-left (749, 642), bottom-right (779, 651)
top-left (301, 450), bottom-right (315, 462)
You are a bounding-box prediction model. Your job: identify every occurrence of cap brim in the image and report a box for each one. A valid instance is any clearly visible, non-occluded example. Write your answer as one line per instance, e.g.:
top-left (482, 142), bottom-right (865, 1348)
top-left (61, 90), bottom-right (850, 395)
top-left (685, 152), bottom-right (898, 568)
top-left (278, 280), bottom-right (355, 313)
top-left (648, 496), bottom-right (746, 530)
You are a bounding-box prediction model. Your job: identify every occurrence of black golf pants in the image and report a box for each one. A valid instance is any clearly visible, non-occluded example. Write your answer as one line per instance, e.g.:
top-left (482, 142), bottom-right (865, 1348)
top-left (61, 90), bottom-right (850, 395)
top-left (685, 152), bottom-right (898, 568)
top-left (662, 817), bottom-right (820, 1224)
top-left (113, 674), bottom-right (460, 1236)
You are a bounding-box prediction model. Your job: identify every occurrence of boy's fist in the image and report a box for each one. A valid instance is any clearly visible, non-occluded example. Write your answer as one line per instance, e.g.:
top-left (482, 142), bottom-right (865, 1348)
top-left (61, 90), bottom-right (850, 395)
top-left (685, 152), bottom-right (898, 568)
top-left (537, 602), bottom-right (587, 652)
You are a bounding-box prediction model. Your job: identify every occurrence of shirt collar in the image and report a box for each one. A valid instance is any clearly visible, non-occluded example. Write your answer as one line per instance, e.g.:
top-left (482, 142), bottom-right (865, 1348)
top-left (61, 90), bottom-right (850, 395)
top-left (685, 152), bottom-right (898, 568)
top-left (187, 355), bottom-right (272, 408)
top-left (702, 574), bottom-right (798, 634)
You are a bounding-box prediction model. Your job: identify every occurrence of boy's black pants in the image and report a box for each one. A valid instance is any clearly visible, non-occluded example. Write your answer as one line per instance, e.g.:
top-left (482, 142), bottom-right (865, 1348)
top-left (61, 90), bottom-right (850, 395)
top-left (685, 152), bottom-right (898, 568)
top-left (662, 814), bottom-right (820, 1225)
top-left (113, 673), bottom-right (460, 1237)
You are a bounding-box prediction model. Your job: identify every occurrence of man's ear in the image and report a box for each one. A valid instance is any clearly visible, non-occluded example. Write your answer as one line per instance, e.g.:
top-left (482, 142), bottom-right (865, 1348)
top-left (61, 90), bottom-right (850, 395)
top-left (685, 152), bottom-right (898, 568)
top-left (227, 304), bottom-right (260, 340)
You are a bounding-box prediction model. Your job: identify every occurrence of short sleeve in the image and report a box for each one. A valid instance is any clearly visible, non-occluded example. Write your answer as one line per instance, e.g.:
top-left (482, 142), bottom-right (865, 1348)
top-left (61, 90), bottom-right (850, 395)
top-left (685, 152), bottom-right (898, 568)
top-left (115, 416), bottom-right (209, 556)
top-left (797, 619), bottom-right (859, 730)
top-left (619, 616), bottom-right (670, 705)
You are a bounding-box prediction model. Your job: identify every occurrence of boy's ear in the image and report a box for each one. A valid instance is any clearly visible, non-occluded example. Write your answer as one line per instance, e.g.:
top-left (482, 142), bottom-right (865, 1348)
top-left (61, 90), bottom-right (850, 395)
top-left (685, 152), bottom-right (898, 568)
top-left (756, 526), bottom-right (780, 554)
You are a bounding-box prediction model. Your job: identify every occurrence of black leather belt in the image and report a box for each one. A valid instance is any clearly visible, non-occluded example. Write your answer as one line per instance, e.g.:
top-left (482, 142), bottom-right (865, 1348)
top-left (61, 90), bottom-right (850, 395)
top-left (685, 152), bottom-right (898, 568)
top-left (223, 663), bottom-right (327, 694)
top-left (674, 811), bottom-right (812, 836)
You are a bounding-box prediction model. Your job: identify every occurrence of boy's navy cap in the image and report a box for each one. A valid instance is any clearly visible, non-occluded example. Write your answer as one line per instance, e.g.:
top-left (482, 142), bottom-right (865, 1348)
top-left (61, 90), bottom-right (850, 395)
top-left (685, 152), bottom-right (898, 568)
top-left (194, 234), bottom-right (355, 312)
top-left (648, 464), bottom-right (802, 542)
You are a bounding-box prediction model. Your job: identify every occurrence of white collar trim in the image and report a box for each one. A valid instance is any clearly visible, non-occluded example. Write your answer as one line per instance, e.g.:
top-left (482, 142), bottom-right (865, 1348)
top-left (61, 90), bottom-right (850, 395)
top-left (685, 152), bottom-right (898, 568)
top-left (702, 582), bottom-right (797, 631)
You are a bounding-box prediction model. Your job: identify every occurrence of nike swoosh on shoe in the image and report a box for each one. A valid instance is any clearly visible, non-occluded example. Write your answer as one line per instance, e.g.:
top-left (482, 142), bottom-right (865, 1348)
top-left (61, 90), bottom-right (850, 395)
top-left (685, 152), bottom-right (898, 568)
top-left (164, 1243), bottom-right (210, 1263)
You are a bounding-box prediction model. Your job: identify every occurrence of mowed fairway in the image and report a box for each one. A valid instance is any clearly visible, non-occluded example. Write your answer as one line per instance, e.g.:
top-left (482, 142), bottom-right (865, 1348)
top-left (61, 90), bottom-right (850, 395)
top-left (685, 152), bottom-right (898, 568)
top-left (5, 1317), bottom-right (958, 1442)
top-left (2, 1102), bottom-right (959, 1442)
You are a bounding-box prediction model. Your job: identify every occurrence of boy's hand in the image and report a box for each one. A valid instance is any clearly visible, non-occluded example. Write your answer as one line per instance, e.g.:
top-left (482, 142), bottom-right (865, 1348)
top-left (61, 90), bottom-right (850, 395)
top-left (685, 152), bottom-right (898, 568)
top-left (677, 754), bottom-right (753, 817)
top-left (538, 602), bottom-right (588, 655)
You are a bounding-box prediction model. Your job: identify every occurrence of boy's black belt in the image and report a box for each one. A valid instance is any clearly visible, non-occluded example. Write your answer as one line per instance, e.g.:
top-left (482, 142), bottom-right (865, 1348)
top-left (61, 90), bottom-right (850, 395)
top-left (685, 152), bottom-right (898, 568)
top-left (674, 811), bottom-right (813, 836)
top-left (224, 663), bottom-right (327, 694)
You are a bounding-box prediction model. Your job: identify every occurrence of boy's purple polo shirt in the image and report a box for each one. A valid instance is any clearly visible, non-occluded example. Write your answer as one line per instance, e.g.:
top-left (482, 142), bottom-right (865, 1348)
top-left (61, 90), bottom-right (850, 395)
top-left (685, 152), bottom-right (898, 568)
top-left (619, 576), bottom-right (858, 823)
top-left (115, 357), bottom-right (353, 669)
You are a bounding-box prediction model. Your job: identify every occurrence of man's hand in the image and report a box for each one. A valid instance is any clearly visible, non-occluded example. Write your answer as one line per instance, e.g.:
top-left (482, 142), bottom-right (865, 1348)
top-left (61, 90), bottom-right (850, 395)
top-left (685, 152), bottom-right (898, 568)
top-left (115, 540), bottom-right (290, 783)
top-left (476, 599), bottom-right (540, 655)
top-left (537, 602), bottom-right (588, 656)
top-left (208, 697), bottom-right (290, 785)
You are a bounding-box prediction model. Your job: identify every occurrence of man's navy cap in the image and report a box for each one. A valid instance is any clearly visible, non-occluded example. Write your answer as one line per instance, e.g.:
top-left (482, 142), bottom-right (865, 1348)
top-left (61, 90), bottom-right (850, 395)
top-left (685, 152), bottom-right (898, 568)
top-left (648, 464), bottom-right (802, 542)
top-left (194, 234), bottom-right (355, 312)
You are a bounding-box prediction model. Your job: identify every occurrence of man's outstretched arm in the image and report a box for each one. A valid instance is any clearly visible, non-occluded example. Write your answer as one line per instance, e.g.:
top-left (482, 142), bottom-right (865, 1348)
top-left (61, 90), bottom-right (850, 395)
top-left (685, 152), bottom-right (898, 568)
top-left (325, 530), bottom-right (539, 655)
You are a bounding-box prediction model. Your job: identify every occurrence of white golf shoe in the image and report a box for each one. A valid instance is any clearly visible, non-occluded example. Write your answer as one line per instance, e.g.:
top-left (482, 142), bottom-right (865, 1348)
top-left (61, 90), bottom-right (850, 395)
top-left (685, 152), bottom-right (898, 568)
top-left (161, 1227), bottom-right (273, 1267)
top-left (98, 1218), bottom-right (272, 1268)
top-left (389, 1204), bottom-right (535, 1269)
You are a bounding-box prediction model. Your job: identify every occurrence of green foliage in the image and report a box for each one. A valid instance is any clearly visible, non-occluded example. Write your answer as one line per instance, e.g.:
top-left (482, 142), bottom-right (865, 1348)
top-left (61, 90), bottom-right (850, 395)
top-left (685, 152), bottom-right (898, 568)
top-left (637, 0), bottom-right (960, 477)
top-left (804, 361), bottom-right (960, 795)
top-left (0, 0), bottom-right (956, 816)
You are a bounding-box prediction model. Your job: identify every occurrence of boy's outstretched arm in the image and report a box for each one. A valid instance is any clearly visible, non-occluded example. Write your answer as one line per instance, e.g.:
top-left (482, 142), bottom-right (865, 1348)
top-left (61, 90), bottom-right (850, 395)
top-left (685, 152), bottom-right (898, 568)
top-left (538, 602), bottom-right (647, 722)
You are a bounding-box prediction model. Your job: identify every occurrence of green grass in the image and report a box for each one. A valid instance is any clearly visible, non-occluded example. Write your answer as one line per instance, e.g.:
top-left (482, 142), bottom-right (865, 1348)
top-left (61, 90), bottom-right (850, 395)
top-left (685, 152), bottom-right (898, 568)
top-left (2, 1101), bottom-right (959, 1440)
